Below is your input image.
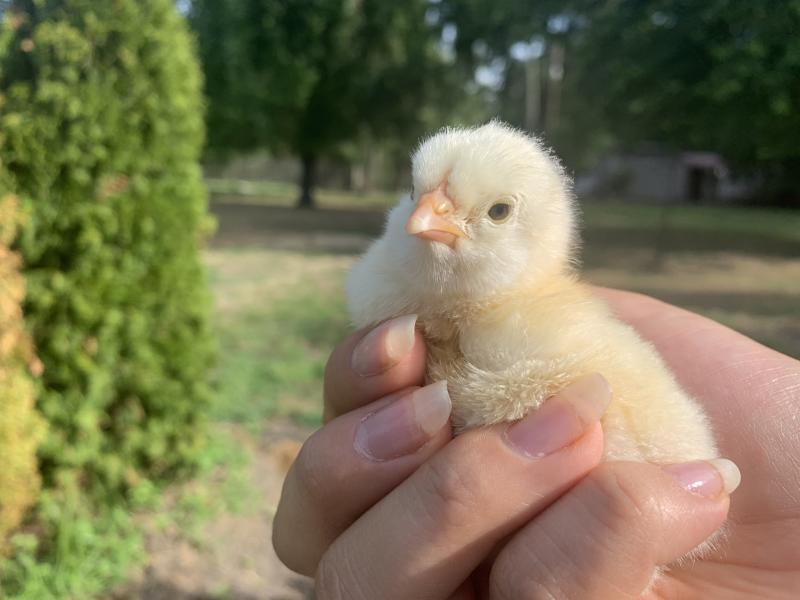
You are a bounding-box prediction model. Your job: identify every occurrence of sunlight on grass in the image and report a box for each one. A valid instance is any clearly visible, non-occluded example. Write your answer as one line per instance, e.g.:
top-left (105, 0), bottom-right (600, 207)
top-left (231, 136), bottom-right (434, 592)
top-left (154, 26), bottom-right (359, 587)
top-left (205, 199), bottom-right (800, 428)
top-left (207, 250), bottom-right (353, 428)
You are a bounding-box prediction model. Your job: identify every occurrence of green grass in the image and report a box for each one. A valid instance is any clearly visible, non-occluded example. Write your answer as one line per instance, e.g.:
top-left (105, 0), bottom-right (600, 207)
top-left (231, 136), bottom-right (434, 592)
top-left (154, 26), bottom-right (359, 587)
top-left (148, 429), bottom-right (256, 548)
top-left (0, 428), bottom-right (253, 600)
top-left (212, 296), bottom-right (346, 428)
top-left (208, 177), bottom-right (800, 242)
top-left (208, 250), bottom-right (352, 429)
top-left (581, 201), bottom-right (800, 244)
top-left (1, 500), bottom-right (145, 600)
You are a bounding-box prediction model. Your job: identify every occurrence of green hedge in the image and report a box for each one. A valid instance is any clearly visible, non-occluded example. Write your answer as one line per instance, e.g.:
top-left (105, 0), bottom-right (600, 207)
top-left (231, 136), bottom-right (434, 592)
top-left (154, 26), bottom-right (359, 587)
top-left (0, 0), bottom-right (215, 503)
top-left (0, 192), bottom-right (45, 550)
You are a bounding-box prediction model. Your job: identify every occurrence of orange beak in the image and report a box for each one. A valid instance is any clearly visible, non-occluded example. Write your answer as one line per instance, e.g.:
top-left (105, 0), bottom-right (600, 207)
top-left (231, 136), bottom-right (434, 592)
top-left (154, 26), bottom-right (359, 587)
top-left (405, 187), bottom-right (466, 248)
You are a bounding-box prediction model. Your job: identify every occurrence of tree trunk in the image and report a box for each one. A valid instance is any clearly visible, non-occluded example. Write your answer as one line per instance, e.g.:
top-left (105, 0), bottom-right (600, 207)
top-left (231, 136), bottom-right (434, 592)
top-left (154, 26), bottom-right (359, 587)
top-left (297, 154), bottom-right (317, 209)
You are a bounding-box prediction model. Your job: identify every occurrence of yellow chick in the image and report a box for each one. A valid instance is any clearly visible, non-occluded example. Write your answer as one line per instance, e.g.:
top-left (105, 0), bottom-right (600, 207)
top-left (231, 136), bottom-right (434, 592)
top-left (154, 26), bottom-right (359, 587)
top-left (346, 121), bottom-right (716, 464)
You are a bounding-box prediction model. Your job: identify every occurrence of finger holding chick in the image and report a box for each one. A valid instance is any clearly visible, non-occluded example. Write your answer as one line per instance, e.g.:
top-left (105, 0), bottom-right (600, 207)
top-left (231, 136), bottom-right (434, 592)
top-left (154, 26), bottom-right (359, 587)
top-left (347, 121), bottom-right (733, 562)
top-left (315, 374), bottom-right (609, 600)
top-left (323, 313), bottom-right (427, 421)
top-left (275, 317), bottom-right (446, 576)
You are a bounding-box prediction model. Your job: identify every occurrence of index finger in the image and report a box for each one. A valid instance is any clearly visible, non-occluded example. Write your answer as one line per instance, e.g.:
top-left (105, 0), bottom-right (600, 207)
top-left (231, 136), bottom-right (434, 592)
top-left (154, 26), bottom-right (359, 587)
top-left (323, 314), bottom-right (427, 421)
top-left (316, 374), bottom-right (610, 599)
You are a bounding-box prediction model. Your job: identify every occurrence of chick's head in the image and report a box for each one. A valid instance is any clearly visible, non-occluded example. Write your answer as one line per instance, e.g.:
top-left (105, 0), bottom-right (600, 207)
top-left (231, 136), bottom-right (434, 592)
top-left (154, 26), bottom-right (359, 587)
top-left (381, 121), bottom-right (577, 307)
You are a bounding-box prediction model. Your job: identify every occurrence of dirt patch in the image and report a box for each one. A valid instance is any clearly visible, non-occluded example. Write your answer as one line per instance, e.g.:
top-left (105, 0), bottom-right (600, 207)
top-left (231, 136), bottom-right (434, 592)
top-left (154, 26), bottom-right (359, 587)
top-left (110, 423), bottom-right (313, 600)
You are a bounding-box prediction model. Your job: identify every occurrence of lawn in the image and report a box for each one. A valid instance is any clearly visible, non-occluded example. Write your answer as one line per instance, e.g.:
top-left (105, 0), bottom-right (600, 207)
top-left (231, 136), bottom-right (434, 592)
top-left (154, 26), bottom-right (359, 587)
top-left (207, 249), bottom-right (352, 429)
top-left (209, 177), bottom-right (800, 243)
top-left (207, 184), bottom-right (800, 430)
top-left (106, 186), bottom-right (798, 597)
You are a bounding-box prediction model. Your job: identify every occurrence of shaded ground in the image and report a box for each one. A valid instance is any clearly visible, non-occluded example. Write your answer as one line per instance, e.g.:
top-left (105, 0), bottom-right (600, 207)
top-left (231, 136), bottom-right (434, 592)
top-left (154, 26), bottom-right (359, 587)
top-left (115, 198), bottom-right (799, 600)
top-left (212, 201), bottom-right (800, 357)
top-left (110, 423), bottom-right (313, 600)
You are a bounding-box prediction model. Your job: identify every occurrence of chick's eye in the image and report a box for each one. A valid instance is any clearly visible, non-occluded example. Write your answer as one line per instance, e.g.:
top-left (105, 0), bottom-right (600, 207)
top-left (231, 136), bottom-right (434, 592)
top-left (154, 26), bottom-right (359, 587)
top-left (487, 202), bottom-right (511, 222)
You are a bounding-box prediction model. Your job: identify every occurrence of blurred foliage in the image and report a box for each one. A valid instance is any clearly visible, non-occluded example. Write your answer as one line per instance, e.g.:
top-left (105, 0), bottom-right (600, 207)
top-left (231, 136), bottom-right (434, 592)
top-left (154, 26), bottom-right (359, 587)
top-left (212, 265), bottom-right (349, 429)
top-left (0, 192), bottom-right (45, 552)
top-left (190, 0), bottom-right (477, 206)
top-left (438, 0), bottom-right (560, 65)
top-left (2, 494), bottom-right (145, 599)
top-left (571, 0), bottom-right (800, 199)
top-left (0, 0), bottom-right (214, 592)
top-left (0, 426), bottom-right (252, 599)
top-left (438, 0), bottom-right (800, 200)
top-left (188, 0), bottom-right (800, 202)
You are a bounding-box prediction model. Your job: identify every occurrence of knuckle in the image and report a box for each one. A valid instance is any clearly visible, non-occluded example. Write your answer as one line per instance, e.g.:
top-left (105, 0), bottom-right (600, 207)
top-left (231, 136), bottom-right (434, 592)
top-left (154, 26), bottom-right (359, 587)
top-left (271, 510), bottom-right (288, 558)
top-left (322, 349), bottom-right (339, 399)
top-left (316, 544), bottom-right (372, 600)
top-left (412, 455), bottom-right (484, 529)
top-left (489, 530), bottom-right (568, 600)
top-left (292, 431), bottom-right (340, 507)
top-left (271, 519), bottom-right (308, 575)
top-left (315, 552), bottom-right (347, 600)
top-left (487, 465), bottom-right (664, 600)
top-left (272, 489), bottom-right (320, 576)
top-left (577, 464), bottom-right (661, 564)
top-left (491, 577), bottom-right (556, 600)
top-left (586, 464), bottom-right (657, 528)
top-left (490, 556), bottom-right (532, 600)
top-left (323, 332), bottom-right (362, 397)
top-left (272, 434), bottom-right (335, 576)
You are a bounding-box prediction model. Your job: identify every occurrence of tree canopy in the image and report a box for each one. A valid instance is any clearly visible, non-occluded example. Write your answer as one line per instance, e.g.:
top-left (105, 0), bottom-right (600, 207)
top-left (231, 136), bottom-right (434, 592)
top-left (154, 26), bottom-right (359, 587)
top-left (191, 0), bottom-right (800, 203)
top-left (574, 0), bottom-right (800, 196)
top-left (439, 0), bottom-right (800, 200)
top-left (191, 0), bottom-right (455, 207)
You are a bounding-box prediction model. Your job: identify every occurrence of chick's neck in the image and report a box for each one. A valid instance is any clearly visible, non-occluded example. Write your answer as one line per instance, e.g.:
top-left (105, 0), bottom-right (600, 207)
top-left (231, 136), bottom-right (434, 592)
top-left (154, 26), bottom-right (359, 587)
top-left (415, 267), bottom-right (578, 344)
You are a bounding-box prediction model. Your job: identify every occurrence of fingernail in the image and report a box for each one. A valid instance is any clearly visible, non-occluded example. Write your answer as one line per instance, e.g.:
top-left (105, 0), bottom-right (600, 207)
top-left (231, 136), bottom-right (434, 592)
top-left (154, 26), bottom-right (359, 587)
top-left (504, 373), bottom-right (611, 458)
top-left (351, 314), bottom-right (418, 377)
top-left (663, 458), bottom-right (741, 498)
top-left (355, 381), bottom-right (451, 461)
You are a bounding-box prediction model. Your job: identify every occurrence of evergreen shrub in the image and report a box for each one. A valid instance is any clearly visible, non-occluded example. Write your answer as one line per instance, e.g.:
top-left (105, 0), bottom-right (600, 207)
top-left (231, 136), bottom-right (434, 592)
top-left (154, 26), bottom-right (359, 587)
top-left (0, 192), bottom-right (44, 550)
top-left (0, 0), bottom-right (215, 502)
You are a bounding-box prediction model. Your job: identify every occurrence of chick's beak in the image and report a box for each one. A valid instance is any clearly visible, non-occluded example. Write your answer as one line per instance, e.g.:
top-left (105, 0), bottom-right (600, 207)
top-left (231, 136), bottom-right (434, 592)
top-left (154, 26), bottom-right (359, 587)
top-left (405, 188), bottom-right (466, 248)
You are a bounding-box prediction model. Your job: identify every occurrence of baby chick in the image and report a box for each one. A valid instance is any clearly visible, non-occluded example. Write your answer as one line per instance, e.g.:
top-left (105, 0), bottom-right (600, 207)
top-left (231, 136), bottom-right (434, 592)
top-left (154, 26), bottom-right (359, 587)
top-left (347, 121), bottom-right (716, 464)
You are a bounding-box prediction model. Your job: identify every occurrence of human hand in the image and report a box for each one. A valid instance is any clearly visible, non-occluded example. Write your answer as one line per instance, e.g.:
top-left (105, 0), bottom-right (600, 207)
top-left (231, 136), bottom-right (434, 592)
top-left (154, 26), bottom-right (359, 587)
top-left (272, 292), bottom-right (800, 598)
top-left (595, 289), bottom-right (800, 598)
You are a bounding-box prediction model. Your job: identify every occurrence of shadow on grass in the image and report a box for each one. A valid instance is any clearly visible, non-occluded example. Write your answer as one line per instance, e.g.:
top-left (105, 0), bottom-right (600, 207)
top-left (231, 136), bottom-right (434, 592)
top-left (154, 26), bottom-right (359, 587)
top-left (210, 201), bottom-right (800, 258)
top-left (628, 289), bottom-right (800, 318)
top-left (583, 227), bottom-right (800, 261)
top-left (210, 202), bottom-right (382, 255)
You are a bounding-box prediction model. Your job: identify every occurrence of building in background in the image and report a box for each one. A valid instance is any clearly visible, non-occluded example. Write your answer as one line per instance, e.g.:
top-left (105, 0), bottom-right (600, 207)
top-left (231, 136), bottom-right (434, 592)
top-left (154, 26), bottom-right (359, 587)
top-left (576, 146), bottom-right (759, 203)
